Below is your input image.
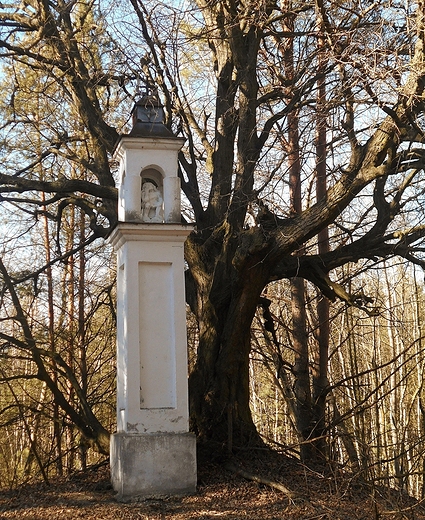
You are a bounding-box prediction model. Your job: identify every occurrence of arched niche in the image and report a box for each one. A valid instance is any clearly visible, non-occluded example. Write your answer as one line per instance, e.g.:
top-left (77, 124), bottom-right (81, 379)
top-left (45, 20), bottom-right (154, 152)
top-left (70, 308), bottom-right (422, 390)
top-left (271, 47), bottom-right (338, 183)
top-left (140, 167), bottom-right (164, 223)
top-left (140, 166), bottom-right (181, 224)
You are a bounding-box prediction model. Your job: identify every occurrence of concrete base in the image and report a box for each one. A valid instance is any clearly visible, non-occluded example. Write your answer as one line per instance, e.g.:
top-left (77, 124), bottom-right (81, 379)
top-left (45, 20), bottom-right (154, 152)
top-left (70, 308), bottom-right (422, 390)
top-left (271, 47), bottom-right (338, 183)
top-left (110, 432), bottom-right (197, 501)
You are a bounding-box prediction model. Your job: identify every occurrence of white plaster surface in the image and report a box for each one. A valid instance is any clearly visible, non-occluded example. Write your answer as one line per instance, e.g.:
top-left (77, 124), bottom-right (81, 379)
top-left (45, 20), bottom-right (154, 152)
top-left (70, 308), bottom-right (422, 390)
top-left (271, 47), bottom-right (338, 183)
top-left (138, 261), bottom-right (176, 409)
top-left (163, 177), bottom-right (181, 223)
top-left (114, 136), bottom-right (185, 223)
top-left (108, 223), bottom-right (193, 434)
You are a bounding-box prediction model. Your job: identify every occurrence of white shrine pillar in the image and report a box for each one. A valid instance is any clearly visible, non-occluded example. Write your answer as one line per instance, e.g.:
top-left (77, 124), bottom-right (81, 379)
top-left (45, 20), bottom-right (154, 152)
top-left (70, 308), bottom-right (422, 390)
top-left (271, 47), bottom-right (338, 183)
top-left (108, 94), bottom-right (196, 500)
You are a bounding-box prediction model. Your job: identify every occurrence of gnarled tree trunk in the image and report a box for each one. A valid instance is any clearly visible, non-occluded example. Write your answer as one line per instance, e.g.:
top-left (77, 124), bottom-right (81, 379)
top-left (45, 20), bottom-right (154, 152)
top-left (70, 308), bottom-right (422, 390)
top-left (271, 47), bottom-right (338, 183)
top-left (187, 228), bottom-right (271, 448)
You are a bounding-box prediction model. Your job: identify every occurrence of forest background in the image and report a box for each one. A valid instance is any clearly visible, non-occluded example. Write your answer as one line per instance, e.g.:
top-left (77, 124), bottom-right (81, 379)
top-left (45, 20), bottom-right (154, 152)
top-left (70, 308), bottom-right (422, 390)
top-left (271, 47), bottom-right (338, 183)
top-left (1, 0), bottom-right (425, 503)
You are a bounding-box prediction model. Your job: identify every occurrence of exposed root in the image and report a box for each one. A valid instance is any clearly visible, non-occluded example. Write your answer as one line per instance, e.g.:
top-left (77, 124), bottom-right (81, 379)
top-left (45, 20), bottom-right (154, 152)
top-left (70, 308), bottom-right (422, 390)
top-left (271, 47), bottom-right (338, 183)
top-left (224, 462), bottom-right (302, 501)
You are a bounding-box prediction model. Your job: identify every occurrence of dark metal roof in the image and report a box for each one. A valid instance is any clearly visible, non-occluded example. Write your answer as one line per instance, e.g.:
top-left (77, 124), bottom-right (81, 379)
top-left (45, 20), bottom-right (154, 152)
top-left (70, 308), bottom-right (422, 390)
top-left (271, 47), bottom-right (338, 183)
top-left (128, 121), bottom-right (175, 138)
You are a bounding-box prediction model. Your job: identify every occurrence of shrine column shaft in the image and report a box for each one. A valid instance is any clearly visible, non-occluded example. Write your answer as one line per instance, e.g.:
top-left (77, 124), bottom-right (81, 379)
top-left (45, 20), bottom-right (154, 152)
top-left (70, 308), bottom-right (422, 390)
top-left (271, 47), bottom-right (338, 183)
top-left (108, 93), bottom-right (196, 501)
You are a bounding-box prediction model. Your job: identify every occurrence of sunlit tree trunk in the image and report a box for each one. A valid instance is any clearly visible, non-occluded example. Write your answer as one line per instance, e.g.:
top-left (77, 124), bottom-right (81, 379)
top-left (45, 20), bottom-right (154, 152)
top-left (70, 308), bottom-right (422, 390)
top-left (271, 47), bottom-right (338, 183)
top-left (412, 267), bottom-right (425, 498)
top-left (312, 4), bottom-right (330, 460)
top-left (280, 0), bottom-right (313, 461)
top-left (384, 267), bottom-right (405, 490)
top-left (66, 203), bottom-right (76, 473)
top-left (42, 192), bottom-right (63, 476)
top-left (78, 211), bottom-right (88, 470)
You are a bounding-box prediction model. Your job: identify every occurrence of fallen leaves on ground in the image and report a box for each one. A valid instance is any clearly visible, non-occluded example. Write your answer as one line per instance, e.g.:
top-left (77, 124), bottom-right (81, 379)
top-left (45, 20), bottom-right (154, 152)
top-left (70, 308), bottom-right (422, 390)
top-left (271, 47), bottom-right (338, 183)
top-left (0, 449), bottom-right (424, 519)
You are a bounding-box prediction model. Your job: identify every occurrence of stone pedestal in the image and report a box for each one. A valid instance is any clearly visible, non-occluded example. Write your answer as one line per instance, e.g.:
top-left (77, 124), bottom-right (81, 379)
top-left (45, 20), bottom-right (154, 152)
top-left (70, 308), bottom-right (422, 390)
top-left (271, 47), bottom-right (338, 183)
top-left (110, 432), bottom-right (196, 501)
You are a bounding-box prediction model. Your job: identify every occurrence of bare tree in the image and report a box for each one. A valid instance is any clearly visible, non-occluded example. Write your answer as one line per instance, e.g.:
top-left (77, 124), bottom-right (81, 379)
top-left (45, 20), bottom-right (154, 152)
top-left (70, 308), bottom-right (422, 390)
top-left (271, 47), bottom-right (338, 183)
top-left (1, 0), bottom-right (425, 457)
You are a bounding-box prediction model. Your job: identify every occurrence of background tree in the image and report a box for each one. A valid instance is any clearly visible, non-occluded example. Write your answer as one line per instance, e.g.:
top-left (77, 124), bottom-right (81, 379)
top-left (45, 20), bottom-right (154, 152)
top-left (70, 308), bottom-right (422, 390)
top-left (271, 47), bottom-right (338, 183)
top-left (0, 0), bottom-right (119, 472)
top-left (1, 0), bottom-right (425, 468)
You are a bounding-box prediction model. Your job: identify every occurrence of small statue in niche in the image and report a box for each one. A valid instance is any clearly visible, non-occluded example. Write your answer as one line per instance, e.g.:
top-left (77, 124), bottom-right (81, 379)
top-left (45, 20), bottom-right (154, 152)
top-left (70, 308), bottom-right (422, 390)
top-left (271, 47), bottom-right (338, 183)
top-left (141, 181), bottom-right (163, 222)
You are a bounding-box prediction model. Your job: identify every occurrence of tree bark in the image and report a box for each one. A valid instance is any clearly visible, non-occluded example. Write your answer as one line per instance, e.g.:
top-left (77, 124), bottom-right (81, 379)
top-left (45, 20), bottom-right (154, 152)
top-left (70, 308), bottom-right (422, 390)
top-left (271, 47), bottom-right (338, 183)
top-left (311, 4), bottom-right (330, 460)
top-left (188, 230), bottom-right (271, 449)
top-left (282, 1), bottom-right (313, 461)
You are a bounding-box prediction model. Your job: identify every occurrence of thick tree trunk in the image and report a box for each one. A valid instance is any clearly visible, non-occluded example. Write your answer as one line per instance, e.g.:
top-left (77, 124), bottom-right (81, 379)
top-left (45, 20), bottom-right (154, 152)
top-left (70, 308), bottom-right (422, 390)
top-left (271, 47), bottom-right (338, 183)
top-left (188, 235), bottom-right (270, 450)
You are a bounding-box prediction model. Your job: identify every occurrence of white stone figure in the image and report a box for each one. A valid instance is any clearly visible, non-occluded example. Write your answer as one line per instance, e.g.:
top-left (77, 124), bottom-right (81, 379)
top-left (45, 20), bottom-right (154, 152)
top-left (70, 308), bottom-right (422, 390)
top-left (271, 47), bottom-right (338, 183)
top-left (141, 181), bottom-right (163, 222)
